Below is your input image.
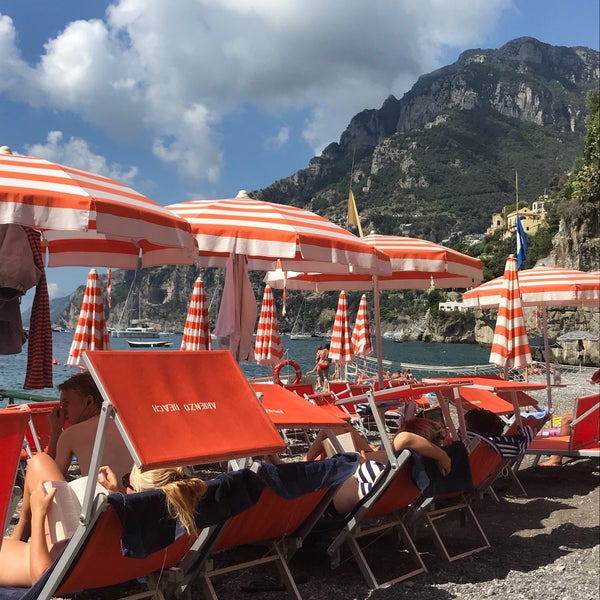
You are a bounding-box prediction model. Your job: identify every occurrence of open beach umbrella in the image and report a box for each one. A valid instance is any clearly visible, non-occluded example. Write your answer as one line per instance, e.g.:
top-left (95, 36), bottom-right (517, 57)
top-left (265, 234), bottom-right (483, 383)
top-left (557, 331), bottom-right (599, 342)
top-left (0, 151), bottom-right (197, 268)
top-left (180, 277), bottom-right (212, 351)
top-left (489, 255), bottom-right (532, 376)
top-left (254, 285), bottom-right (284, 367)
top-left (165, 191), bottom-right (391, 275)
top-left (329, 291), bottom-right (354, 377)
top-left (463, 266), bottom-right (599, 404)
top-left (213, 254), bottom-right (257, 362)
top-left (351, 294), bottom-right (373, 358)
top-left (67, 269), bottom-right (111, 369)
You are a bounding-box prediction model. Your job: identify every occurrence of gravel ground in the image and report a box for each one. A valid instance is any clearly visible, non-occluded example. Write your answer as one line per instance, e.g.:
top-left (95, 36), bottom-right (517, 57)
top-left (11, 368), bottom-right (600, 600)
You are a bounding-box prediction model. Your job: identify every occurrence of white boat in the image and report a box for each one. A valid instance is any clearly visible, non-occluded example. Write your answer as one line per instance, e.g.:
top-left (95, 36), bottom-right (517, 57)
top-left (289, 333), bottom-right (313, 340)
top-left (115, 326), bottom-right (160, 339)
top-left (127, 339), bottom-right (172, 348)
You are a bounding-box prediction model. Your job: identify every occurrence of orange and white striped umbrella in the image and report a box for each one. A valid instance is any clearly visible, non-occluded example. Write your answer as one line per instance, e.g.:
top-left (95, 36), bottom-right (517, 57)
top-left (489, 256), bottom-right (531, 373)
top-left (329, 290), bottom-right (354, 366)
top-left (254, 285), bottom-right (284, 366)
top-left (166, 191), bottom-right (391, 275)
top-left (0, 152), bottom-right (196, 268)
top-left (351, 294), bottom-right (373, 357)
top-left (180, 277), bottom-right (212, 351)
top-left (264, 234), bottom-right (482, 290)
top-left (463, 266), bottom-right (600, 308)
top-left (67, 269), bottom-right (111, 369)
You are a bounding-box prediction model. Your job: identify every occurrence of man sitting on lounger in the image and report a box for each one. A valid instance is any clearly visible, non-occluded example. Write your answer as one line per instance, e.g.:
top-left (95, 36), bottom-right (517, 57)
top-left (11, 372), bottom-right (131, 542)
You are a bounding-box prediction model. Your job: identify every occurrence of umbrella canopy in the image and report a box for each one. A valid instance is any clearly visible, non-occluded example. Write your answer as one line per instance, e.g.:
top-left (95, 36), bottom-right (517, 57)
top-left (213, 254), bottom-right (257, 362)
top-left (165, 191), bottom-right (391, 275)
top-left (264, 233), bottom-right (482, 291)
top-left (0, 152), bottom-right (197, 268)
top-left (463, 266), bottom-right (600, 308)
top-left (254, 285), bottom-right (284, 366)
top-left (67, 269), bottom-right (111, 369)
top-left (489, 256), bottom-right (532, 374)
top-left (351, 294), bottom-right (373, 357)
top-left (557, 330), bottom-right (599, 342)
top-left (329, 291), bottom-right (354, 369)
top-left (180, 277), bottom-right (212, 351)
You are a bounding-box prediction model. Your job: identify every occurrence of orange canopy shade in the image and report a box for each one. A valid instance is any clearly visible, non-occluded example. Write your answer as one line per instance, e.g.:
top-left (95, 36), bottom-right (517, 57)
top-left (252, 383), bottom-right (346, 429)
top-left (84, 350), bottom-right (286, 468)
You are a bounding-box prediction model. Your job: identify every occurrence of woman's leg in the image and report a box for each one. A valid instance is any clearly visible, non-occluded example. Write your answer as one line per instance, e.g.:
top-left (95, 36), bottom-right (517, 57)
top-left (0, 539), bottom-right (34, 586)
top-left (11, 452), bottom-right (65, 541)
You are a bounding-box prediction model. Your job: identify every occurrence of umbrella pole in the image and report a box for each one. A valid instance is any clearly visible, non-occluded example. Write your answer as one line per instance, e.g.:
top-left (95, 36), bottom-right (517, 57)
top-left (373, 275), bottom-right (384, 388)
top-left (541, 305), bottom-right (553, 411)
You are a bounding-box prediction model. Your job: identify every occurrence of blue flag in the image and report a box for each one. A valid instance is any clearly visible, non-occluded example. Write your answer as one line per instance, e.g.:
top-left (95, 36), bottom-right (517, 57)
top-left (515, 214), bottom-right (528, 268)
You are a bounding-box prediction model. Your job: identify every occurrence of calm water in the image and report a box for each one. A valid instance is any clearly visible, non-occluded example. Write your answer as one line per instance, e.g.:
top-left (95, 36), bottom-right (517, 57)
top-left (0, 332), bottom-right (490, 399)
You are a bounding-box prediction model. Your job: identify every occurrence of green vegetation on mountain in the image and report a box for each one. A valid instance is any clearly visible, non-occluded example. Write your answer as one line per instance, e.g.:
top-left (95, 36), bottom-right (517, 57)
top-left (53, 39), bottom-right (599, 339)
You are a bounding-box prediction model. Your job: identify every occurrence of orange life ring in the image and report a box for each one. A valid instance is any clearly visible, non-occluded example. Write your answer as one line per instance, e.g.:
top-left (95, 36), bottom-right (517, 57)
top-left (273, 359), bottom-right (302, 386)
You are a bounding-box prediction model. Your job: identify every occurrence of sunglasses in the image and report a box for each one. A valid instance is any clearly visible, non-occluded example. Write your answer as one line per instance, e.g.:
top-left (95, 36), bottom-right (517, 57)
top-left (122, 472), bottom-right (132, 490)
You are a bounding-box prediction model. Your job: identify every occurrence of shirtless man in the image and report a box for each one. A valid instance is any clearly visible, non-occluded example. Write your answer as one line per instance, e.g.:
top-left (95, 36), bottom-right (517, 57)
top-left (12, 372), bottom-right (131, 541)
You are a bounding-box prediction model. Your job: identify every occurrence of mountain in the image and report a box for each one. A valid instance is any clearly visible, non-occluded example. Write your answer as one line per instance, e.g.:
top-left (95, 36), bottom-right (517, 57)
top-left (257, 37), bottom-right (598, 242)
top-left (52, 38), bottom-right (599, 339)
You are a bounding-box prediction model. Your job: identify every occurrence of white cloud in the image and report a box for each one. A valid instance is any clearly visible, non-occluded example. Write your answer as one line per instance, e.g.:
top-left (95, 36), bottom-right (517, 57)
top-left (46, 282), bottom-right (60, 300)
top-left (25, 131), bottom-right (138, 185)
top-left (265, 126), bottom-right (289, 150)
top-left (0, 0), bottom-right (510, 178)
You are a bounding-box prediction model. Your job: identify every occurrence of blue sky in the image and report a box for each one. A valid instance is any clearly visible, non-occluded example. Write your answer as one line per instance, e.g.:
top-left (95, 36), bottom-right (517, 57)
top-left (1, 0), bottom-right (598, 305)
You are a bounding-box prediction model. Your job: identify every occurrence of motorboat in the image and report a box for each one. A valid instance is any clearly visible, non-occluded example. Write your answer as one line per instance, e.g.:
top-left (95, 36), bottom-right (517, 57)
top-left (127, 339), bottom-right (172, 348)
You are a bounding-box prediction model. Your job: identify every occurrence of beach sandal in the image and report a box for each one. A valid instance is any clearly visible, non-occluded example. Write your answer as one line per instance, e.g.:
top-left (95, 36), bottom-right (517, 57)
top-left (240, 573), bottom-right (308, 593)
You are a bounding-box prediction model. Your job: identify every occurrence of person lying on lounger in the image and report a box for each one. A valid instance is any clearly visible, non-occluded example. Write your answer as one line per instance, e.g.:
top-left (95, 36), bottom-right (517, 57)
top-left (0, 453), bottom-right (207, 587)
top-left (268, 417), bottom-right (451, 515)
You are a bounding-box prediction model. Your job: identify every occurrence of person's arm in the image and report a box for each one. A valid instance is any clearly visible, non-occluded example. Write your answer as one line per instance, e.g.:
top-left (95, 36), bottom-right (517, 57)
top-left (393, 431), bottom-right (451, 475)
top-left (97, 465), bottom-right (121, 493)
top-left (53, 430), bottom-right (74, 476)
top-left (46, 404), bottom-right (65, 459)
top-left (28, 482), bottom-right (55, 584)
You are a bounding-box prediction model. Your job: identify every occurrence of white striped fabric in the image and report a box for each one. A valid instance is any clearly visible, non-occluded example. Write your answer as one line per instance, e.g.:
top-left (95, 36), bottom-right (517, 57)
top-left (489, 256), bottom-right (532, 371)
top-left (351, 294), bottom-right (373, 357)
top-left (67, 269), bottom-right (111, 369)
top-left (166, 191), bottom-right (391, 275)
top-left (180, 277), bottom-right (212, 351)
top-left (329, 290), bottom-right (354, 365)
top-left (263, 234), bottom-right (483, 291)
top-left (463, 267), bottom-right (600, 308)
top-left (254, 285), bottom-right (284, 366)
top-left (0, 153), bottom-right (196, 268)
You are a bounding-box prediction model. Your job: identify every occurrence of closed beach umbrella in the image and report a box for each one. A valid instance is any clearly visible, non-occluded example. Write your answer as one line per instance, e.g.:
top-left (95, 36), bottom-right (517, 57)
top-left (0, 151), bottom-right (197, 268)
top-left (67, 269), bottom-right (111, 369)
top-left (254, 285), bottom-right (284, 366)
top-left (489, 256), bottom-right (531, 375)
top-left (180, 277), bottom-right (212, 351)
top-left (213, 254), bottom-right (257, 362)
top-left (352, 294), bottom-right (373, 358)
top-left (329, 291), bottom-right (354, 375)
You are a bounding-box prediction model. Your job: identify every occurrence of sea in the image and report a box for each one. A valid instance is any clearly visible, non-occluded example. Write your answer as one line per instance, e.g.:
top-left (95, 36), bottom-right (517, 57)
top-left (0, 332), bottom-right (491, 401)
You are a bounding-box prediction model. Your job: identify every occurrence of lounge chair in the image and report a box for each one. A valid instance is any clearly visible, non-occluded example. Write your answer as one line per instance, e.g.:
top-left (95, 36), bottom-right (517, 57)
top-left (525, 393), bottom-right (600, 464)
top-left (0, 407), bottom-right (30, 538)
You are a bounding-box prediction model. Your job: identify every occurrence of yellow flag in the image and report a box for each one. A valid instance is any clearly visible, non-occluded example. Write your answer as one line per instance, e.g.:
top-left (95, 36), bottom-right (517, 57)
top-left (347, 189), bottom-right (364, 238)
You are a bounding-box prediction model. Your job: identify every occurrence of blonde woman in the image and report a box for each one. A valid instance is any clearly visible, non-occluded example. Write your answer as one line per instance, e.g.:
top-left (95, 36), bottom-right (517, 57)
top-left (0, 454), bottom-right (207, 587)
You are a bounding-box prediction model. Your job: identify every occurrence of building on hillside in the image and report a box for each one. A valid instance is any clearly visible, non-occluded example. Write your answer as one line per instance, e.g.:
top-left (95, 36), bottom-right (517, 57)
top-left (486, 199), bottom-right (547, 236)
top-left (438, 301), bottom-right (466, 312)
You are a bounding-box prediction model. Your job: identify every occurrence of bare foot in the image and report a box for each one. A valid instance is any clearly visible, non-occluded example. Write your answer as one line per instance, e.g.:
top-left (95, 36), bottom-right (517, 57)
top-left (262, 454), bottom-right (284, 465)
